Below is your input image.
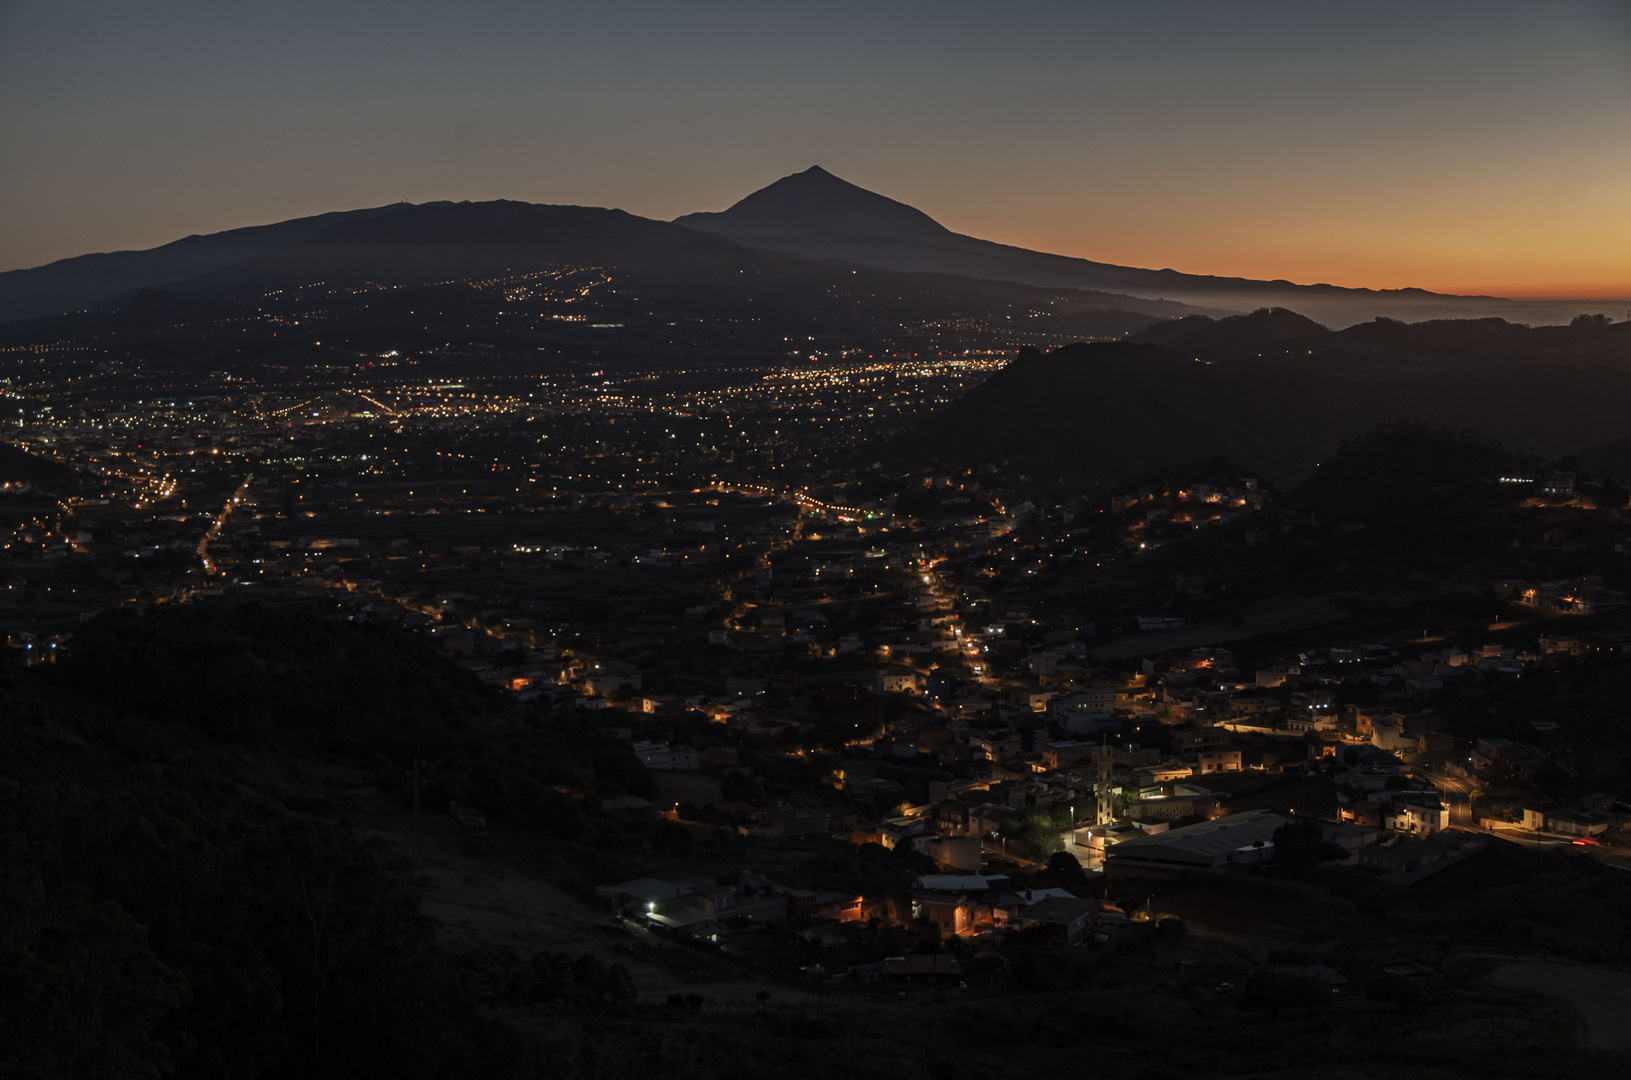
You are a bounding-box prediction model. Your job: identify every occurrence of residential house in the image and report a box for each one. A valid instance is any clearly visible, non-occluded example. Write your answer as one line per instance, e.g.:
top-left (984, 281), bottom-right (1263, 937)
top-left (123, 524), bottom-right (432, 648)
top-left (1339, 801), bottom-right (1383, 829)
top-left (1057, 684), bottom-right (1117, 710)
top-left (1471, 738), bottom-right (1548, 780)
top-left (745, 803), bottom-right (830, 838)
top-left (919, 834), bottom-right (983, 871)
top-left (1016, 897), bottom-right (1102, 946)
top-left (1344, 744), bottom-right (1406, 791)
top-left (908, 890), bottom-right (973, 934)
top-left (1050, 696), bottom-right (1118, 735)
top-left (972, 730), bottom-right (1024, 760)
top-left (632, 741), bottom-right (700, 771)
top-left (1371, 711), bottom-right (1440, 752)
top-left (594, 876), bottom-right (691, 912)
top-left (1128, 762), bottom-right (1194, 791)
top-left (1192, 747), bottom-right (1243, 774)
top-left (1044, 741), bottom-right (1101, 771)
top-left (1255, 666), bottom-right (1301, 689)
top-left (877, 669), bottom-right (921, 694)
top-left (1522, 806), bottom-right (1612, 837)
top-left (779, 887), bottom-right (865, 922)
top-left (850, 815), bottom-right (929, 850)
top-left (648, 876), bottom-right (791, 930)
top-left (1321, 821), bottom-right (1380, 859)
top-left (930, 798), bottom-right (984, 837)
top-left (1382, 795), bottom-right (1450, 835)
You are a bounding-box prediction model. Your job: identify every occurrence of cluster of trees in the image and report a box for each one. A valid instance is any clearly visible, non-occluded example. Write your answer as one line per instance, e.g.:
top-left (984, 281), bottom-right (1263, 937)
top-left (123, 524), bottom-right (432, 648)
top-left (1270, 819), bottom-right (1347, 869)
top-left (998, 805), bottom-right (1076, 858)
top-left (454, 946), bottom-right (636, 1013)
top-left (54, 604), bottom-right (660, 832)
top-left (0, 747), bottom-right (526, 1078)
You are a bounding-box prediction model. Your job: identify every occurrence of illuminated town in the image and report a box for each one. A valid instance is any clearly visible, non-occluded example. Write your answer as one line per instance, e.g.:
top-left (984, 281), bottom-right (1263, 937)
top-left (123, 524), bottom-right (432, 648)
top-left (8, 8), bottom-right (1631, 1066)
top-left (5, 302), bottom-right (1629, 926)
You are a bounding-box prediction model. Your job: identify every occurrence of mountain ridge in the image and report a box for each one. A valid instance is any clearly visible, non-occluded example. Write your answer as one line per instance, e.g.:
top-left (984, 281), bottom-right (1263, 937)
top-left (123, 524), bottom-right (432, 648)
top-left (0, 200), bottom-right (1209, 366)
top-left (1129, 307), bottom-right (1631, 379)
top-left (900, 338), bottom-right (1631, 486)
top-left (675, 168), bottom-right (1606, 328)
top-left (0, 204), bottom-right (411, 323)
top-left (5, 167), bottom-right (1619, 328)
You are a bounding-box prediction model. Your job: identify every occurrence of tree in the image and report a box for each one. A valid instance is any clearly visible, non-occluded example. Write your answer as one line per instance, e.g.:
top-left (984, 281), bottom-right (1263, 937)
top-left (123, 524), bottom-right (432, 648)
top-left (1000, 806), bottom-right (1074, 858)
top-left (1153, 915), bottom-right (1188, 939)
top-left (1046, 850), bottom-right (1088, 886)
top-left (1271, 818), bottom-right (1345, 867)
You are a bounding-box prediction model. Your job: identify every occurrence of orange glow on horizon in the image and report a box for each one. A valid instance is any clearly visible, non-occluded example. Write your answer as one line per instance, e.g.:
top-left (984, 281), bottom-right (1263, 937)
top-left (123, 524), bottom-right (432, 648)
top-left (938, 197), bottom-right (1631, 304)
top-left (900, 144), bottom-right (1631, 305)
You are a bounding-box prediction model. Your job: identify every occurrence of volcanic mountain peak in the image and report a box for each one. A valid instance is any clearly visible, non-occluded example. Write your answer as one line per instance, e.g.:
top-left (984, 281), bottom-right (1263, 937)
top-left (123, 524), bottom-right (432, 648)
top-left (673, 170), bottom-right (1598, 328)
top-left (675, 165), bottom-right (951, 244)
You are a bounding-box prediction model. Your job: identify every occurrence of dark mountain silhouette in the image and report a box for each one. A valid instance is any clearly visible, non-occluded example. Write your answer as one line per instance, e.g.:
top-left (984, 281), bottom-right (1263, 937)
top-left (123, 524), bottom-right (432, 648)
top-left (676, 166), bottom-right (956, 250)
top-left (165, 199), bottom-right (1191, 328)
top-left (1131, 309), bottom-right (1631, 378)
top-left (121, 288), bottom-right (245, 327)
top-left (0, 200), bottom-right (1203, 364)
top-left (7, 167), bottom-right (1617, 329)
top-left (1130, 307), bottom-right (1328, 354)
top-left (7, 186), bottom-right (1626, 402)
top-left (186, 200), bottom-right (718, 293)
top-left (677, 167), bottom-right (1609, 327)
top-left (1575, 437), bottom-right (1631, 483)
top-left (0, 204), bottom-right (407, 323)
top-left (1284, 422), bottom-right (1534, 525)
top-left (0, 189), bottom-right (1197, 331)
top-left (0, 440), bottom-right (84, 491)
top-left (9, 167), bottom-right (1617, 327)
top-left (903, 342), bottom-right (1370, 485)
top-left (901, 339), bottom-right (1631, 486)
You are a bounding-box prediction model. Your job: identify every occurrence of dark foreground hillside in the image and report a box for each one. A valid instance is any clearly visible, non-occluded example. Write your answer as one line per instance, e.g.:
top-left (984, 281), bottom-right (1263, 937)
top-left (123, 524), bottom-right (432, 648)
top-left (0, 604), bottom-right (649, 1080)
top-left (8, 605), bottom-right (1631, 1080)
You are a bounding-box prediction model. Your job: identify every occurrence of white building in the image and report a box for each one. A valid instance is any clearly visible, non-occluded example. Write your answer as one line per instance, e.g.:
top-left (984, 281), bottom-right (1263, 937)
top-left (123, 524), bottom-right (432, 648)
top-left (632, 741), bottom-right (700, 771)
top-left (877, 670), bottom-right (920, 694)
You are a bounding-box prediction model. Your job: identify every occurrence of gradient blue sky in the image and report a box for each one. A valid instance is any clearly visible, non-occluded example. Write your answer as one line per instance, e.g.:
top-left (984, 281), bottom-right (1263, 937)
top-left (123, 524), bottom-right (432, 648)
top-left (3, 1), bottom-right (1629, 296)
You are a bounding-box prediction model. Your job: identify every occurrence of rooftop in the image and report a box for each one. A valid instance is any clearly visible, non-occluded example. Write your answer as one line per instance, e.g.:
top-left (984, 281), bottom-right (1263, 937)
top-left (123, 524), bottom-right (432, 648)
top-left (1108, 809), bottom-right (1291, 865)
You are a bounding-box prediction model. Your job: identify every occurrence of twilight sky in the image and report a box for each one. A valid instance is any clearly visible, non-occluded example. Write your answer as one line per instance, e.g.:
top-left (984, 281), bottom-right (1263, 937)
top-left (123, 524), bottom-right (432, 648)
top-left (3, 0), bottom-right (1630, 298)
